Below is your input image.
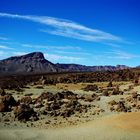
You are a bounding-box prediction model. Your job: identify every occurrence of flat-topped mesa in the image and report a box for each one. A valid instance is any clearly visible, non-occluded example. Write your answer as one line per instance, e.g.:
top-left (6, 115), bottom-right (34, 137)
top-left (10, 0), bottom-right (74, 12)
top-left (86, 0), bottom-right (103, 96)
top-left (5, 52), bottom-right (45, 62)
top-left (0, 52), bottom-right (130, 75)
top-left (116, 65), bottom-right (129, 70)
top-left (22, 52), bottom-right (45, 59)
top-left (18, 52), bottom-right (46, 63)
top-left (0, 52), bottom-right (59, 74)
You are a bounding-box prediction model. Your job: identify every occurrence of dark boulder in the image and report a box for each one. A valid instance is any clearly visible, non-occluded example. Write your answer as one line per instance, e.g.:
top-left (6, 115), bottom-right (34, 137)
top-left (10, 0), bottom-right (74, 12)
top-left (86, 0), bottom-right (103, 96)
top-left (0, 102), bottom-right (6, 112)
top-left (0, 94), bottom-right (17, 112)
top-left (82, 84), bottom-right (98, 91)
top-left (13, 104), bottom-right (38, 121)
top-left (107, 81), bottom-right (113, 87)
top-left (19, 96), bottom-right (32, 105)
top-left (102, 90), bottom-right (109, 96)
top-left (111, 86), bottom-right (123, 95)
top-left (116, 101), bottom-right (127, 112)
top-left (0, 88), bottom-right (6, 96)
top-left (35, 92), bottom-right (54, 104)
top-left (132, 92), bottom-right (138, 99)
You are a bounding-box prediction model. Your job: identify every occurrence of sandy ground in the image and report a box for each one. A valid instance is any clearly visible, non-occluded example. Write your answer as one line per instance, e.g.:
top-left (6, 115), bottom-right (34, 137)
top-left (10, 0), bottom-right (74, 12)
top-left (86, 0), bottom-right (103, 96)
top-left (0, 112), bottom-right (140, 140)
top-left (0, 82), bottom-right (140, 140)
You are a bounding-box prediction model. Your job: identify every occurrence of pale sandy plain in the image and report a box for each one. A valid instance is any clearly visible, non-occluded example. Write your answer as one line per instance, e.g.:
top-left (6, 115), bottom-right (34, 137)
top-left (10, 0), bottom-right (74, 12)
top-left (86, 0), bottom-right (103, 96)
top-left (0, 112), bottom-right (140, 140)
top-left (0, 82), bottom-right (140, 140)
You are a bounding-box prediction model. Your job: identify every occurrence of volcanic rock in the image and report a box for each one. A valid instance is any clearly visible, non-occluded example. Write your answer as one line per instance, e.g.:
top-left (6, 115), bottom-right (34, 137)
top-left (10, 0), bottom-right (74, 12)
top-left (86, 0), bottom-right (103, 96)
top-left (0, 52), bottom-right (59, 75)
top-left (13, 104), bottom-right (38, 121)
top-left (0, 88), bottom-right (6, 96)
top-left (0, 94), bottom-right (17, 112)
top-left (82, 84), bottom-right (98, 91)
top-left (19, 96), bottom-right (32, 105)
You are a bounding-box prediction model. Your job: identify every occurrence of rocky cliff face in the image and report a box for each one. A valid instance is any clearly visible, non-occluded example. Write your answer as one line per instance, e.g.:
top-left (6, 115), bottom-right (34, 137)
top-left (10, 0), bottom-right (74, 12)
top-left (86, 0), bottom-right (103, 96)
top-left (0, 52), bottom-right (129, 75)
top-left (56, 63), bottom-right (129, 72)
top-left (0, 52), bottom-right (59, 75)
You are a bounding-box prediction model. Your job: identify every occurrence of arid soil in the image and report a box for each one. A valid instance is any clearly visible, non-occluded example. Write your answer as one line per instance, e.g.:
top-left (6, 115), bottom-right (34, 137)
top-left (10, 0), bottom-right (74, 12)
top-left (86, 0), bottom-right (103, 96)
top-left (0, 74), bottom-right (140, 140)
top-left (0, 112), bottom-right (140, 140)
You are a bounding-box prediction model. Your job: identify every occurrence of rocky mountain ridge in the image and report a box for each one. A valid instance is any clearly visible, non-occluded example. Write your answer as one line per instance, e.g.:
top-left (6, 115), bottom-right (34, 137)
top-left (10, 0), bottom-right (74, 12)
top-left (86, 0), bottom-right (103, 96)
top-left (0, 52), bottom-right (129, 75)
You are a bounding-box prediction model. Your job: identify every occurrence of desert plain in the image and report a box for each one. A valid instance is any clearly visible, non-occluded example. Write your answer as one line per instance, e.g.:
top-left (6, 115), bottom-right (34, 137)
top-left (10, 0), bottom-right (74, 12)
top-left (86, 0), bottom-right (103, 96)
top-left (0, 73), bottom-right (140, 140)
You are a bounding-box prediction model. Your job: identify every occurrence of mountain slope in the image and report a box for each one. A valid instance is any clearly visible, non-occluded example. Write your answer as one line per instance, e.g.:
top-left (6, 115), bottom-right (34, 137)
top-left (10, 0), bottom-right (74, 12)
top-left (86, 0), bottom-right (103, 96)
top-left (56, 63), bottom-right (129, 72)
top-left (0, 52), bottom-right (129, 75)
top-left (0, 52), bottom-right (59, 75)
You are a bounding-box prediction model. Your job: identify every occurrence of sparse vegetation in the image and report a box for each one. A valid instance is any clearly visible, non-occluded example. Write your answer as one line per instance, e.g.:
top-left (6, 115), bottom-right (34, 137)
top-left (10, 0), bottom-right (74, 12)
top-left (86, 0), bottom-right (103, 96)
top-left (0, 71), bottom-right (140, 140)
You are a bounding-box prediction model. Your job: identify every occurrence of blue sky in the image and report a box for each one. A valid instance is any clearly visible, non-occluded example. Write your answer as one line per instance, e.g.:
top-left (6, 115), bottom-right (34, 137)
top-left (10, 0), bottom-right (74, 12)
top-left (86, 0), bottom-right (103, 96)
top-left (0, 0), bottom-right (140, 66)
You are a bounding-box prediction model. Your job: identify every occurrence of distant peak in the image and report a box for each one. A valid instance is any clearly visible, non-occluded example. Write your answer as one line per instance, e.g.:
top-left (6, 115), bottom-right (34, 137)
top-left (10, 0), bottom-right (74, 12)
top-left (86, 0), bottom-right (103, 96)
top-left (2, 52), bottom-right (46, 62)
top-left (23, 52), bottom-right (45, 59)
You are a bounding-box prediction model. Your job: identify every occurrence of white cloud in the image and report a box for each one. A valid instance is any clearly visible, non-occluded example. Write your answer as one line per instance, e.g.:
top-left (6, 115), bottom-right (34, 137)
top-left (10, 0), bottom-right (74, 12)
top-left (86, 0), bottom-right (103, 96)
top-left (54, 50), bottom-right (90, 55)
top-left (0, 50), bottom-right (83, 63)
top-left (22, 43), bottom-right (81, 50)
top-left (44, 53), bottom-right (83, 63)
top-left (12, 51), bottom-right (27, 56)
top-left (0, 36), bottom-right (8, 40)
top-left (105, 50), bottom-right (140, 59)
top-left (0, 45), bottom-right (13, 50)
top-left (0, 50), bottom-right (5, 55)
top-left (104, 43), bottom-right (121, 48)
top-left (0, 51), bottom-right (9, 60)
top-left (0, 51), bottom-right (27, 60)
top-left (0, 13), bottom-right (123, 43)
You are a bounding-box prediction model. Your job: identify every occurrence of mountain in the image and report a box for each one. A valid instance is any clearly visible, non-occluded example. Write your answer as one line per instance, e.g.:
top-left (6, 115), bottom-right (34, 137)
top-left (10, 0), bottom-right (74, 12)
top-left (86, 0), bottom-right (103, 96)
top-left (0, 52), bottom-right (129, 75)
top-left (0, 52), bottom-right (59, 75)
top-left (56, 63), bottom-right (129, 72)
top-left (135, 65), bottom-right (140, 68)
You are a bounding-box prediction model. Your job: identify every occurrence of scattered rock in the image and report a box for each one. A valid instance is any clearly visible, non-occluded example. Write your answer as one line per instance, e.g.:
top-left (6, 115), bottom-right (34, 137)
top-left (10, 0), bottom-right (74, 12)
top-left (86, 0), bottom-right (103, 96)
top-left (109, 100), bottom-right (127, 112)
top-left (115, 101), bottom-right (127, 112)
top-left (61, 91), bottom-right (77, 100)
top-left (0, 88), bottom-right (6, 96)
top-left (111, 86), bottom-right (123, 95)
top-left (136, 104), bottom-right (140, 109)
top-left (19, 96), bottom-right (32, 105)
top-left (13, 104), bottom-right (38, 121)
top-left (0, 94), bottom-right (17, 112)
top-left (35, 92), bottom-right (54, 105)
top-left (132, 92), bottom-right (138, 99)
top-left (82, 84), bottom-right (98, 91)
top-left (0, 102), bottom-right (6, 112)
top-left (84, 93), bottom-right (100, 102)
top-left (107, 81), bottom-right (113, 87)
top-left (35, 85), bottom-right (44, 89)
top-left (102, 90), bottom-right (109, 96)
top-left (108, 100), bottom-right (117, 106)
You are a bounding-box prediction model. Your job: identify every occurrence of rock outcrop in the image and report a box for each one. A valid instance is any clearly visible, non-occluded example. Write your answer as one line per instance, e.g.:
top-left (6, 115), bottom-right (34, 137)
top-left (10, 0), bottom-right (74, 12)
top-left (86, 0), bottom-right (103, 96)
top-left (0, 52), bottom-right (59, 75)
top-left (0, 92), bottom-right (17, 112)
top-left (0, 52), bottom-right (129, 75)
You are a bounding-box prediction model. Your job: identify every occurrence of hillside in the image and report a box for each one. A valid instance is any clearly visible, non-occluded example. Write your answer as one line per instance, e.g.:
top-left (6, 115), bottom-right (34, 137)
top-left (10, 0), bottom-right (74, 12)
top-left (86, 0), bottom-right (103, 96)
top-left (0, 52), bottom-right (129, 75)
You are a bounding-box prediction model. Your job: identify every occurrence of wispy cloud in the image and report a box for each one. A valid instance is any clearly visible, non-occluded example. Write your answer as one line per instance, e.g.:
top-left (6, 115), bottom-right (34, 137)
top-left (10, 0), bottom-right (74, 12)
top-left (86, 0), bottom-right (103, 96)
top-left (0, 13), bottom-right (123, 43)
top-left (0, 45), bottom-right (13, 50)
top-left (105, 50), bottom-right (140, 59)
top-left (0, 49), bottom-right (83, 63)
top-left (0, 51), bottom-right (28, 60)
top-left (0, 50), bottom-right (5, 55)
top-left (22, 43), bottom-right (88, 56)
top-left (22, 43), bottom-right (81, 50)
top-left (12, 51), bottom-right (27, 56)
top-left (104, 43), bottom-right (121, 48)
top-left (0, 50), bottom-right (10, 60)
top-left (44, 53), bottom-right (83, 63)
top-left (54, 50), bottom-right (90, 55)
top-left (0, 36), bottom-right (8, 40)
